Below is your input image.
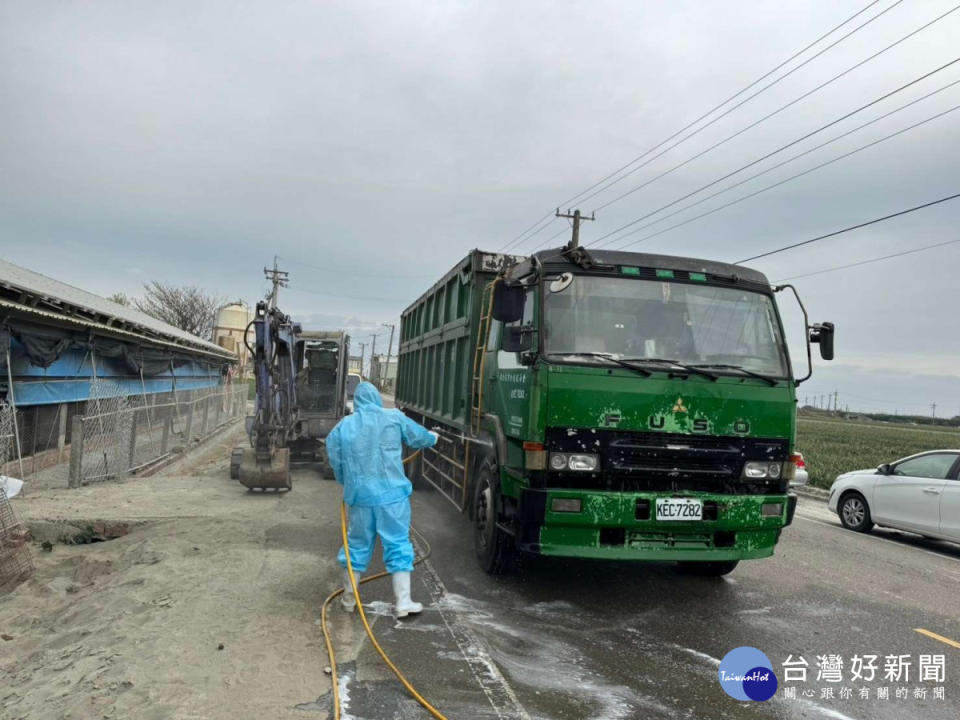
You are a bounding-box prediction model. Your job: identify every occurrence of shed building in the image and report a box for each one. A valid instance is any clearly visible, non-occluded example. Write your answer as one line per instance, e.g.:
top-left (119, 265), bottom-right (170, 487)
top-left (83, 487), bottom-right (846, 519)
top-left (0, 259), bottom-right (235, 471)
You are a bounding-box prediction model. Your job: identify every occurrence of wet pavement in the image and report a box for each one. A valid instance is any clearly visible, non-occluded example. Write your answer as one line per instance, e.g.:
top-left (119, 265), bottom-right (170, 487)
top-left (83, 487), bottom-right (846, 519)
top-left (315, 468), bottom-right (960, 720)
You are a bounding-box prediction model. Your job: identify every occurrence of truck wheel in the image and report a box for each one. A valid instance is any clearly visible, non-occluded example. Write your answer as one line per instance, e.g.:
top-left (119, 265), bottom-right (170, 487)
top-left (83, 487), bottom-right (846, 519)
top-left (473, 462), bottom-right (514, 575)
top-left (678, 560), bottom-right (739, 576)
top-left (838, 492), bottom-right (873, 533)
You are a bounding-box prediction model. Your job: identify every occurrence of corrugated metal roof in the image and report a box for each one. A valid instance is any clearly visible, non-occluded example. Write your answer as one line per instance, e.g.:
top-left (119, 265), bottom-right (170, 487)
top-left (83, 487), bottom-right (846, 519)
top-left (0, 259), bottom-right (234, 360)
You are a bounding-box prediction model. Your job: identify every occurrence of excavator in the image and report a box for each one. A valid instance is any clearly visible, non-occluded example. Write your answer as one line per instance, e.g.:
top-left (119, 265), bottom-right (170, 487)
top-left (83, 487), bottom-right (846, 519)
top-left (231, 300), bottom-right (300, 490)
top-left (230, 301), bottom-right (350, 490)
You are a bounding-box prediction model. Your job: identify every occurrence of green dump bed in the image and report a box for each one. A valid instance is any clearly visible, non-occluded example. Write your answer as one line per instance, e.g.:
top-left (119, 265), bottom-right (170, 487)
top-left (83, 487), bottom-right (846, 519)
top-left (397, 251), bottom-right (521, 432)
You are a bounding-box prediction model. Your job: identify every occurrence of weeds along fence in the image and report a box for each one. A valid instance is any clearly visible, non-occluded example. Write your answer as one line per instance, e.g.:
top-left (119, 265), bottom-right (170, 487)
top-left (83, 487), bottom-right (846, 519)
top-left (0, 383), bottom-right (247, 491)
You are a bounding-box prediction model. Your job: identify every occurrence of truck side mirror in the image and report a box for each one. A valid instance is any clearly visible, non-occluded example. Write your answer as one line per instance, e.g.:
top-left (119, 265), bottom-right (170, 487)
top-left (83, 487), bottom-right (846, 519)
top-left (809, 322), bottom-right (834, 361)
top-left (492, 283), bottom-right (524, 323)
top-left (502, 325), bottom-right (533, 353)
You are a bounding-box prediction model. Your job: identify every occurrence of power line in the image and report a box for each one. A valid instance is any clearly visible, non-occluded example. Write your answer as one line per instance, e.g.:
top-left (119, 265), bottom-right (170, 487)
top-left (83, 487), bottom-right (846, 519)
top-left (773, 237), bottom-right (960, 281)
top-left (586, 1), bottom-right (960, 240)
top-left (591, 69), bottom-right (960, 250)
top-left (501, 215), bottom-right (563, 253)
top-left (531, 224), bottom-right (576, 252)
top-left (501, 0), bottom-right (885, 251)
top-left (553, 0), bottom-right (890, 211)
top-left (289, 257), bottom-right (435, 280)
top-left (598, 102), bottom-right (960, 252)
top-left (286, 285), bottom-right (409, 304)
top-left (499, 212), bottom-right (558, 252)
top-left (737, 192), bottom-right (960, 264)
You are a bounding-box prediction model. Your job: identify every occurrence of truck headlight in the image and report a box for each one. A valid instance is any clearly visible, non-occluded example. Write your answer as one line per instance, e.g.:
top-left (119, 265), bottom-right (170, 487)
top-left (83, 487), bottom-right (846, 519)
top-left (743, 461), bottom-right (783, 479)
top-left (549, 453), bottom-right (599, 472)
top-left (567, 454), bottom-right (598, 471)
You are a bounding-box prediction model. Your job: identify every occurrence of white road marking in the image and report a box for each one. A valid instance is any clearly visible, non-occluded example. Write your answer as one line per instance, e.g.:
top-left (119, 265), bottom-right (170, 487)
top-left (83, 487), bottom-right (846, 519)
top-left (795, 507), bottom-right (960, 566)
top-left (414, 541), bottom-right (531, 720)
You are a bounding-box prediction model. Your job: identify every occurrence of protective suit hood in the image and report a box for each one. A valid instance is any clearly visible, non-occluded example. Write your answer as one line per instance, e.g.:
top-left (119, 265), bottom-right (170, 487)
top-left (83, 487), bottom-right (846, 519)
top-left (353, 381), bottom-right (383, 410)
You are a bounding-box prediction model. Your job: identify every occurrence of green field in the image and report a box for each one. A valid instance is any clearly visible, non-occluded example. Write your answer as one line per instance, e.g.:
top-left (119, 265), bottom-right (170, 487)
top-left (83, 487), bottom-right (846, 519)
top-left (797, 417), bottom-right (960, 489)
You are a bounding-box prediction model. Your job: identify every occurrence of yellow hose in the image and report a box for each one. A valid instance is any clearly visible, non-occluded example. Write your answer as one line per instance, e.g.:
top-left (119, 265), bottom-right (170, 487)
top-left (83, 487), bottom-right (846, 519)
top-left (321, 449), bottom-right (448, 720)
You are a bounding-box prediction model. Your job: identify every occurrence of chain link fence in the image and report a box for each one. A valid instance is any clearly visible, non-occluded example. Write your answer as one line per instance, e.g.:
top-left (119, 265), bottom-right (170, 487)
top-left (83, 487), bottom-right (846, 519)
top-left (0, 404), bottom-right (34, 592)
top-left (0, 384), bottom-right (247, 491)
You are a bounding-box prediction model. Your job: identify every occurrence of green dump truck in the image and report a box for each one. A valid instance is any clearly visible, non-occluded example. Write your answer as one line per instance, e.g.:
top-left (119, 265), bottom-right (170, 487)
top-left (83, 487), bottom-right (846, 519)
top-left (396, 247), bottom-right (834, 575)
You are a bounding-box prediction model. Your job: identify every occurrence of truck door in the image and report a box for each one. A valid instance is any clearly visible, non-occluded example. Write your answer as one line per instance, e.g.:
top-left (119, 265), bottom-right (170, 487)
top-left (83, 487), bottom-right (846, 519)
top-left (872, 452), bottom-right (957, 535)
top-left (486, 288), bottom-right (535, 439)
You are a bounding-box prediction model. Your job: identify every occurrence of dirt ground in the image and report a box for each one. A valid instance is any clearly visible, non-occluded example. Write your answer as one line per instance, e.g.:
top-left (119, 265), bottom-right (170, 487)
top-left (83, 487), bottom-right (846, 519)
top-left (0, 424), bottom-right (361, 720)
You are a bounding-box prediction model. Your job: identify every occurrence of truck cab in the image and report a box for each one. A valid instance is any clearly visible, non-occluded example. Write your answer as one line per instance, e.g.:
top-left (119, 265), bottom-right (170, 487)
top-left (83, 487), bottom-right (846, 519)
top-left (397, 247), bottom-right (833, 575)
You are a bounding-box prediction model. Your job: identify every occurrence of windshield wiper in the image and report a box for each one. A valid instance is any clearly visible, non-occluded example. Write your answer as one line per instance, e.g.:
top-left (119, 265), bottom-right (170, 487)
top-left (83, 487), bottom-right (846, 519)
top-left (619, 357), bottom-right (719, 381)
top-left (689, 363), bottom-right (780, 387)
top-left (555, 352), bottom-right (652, 377)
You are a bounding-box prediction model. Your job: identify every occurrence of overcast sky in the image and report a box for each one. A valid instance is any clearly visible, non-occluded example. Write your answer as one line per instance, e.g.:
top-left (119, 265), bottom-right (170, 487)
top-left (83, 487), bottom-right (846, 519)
top-left (2, 1), bottom-right (959, 416)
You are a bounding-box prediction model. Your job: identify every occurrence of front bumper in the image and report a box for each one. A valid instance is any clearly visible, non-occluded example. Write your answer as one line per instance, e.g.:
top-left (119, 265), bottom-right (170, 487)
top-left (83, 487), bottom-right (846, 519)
top-left (518, 488), bottom-right (793, 561)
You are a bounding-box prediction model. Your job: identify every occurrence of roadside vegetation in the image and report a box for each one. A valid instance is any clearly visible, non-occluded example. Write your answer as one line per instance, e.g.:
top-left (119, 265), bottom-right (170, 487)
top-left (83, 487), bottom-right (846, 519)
top-left (797, 415), bottom-right (960, 489)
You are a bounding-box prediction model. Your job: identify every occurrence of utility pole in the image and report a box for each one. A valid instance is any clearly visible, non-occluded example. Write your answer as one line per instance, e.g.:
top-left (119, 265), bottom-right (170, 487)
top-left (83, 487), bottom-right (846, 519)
top-left (556, 208), bottom-right (595, 248)
top-left (263, 256), bottom-right (289, 308)
top-left (833, 391), bottom-right (838, 412)
top-left (931, 402), bottom-right (937, 420)
top-left (370, 333), bottom-right (378, 384)
top-left (357, 342), bottom-right (367, 378)
top-left (382, 323), bottom-right (396, 393)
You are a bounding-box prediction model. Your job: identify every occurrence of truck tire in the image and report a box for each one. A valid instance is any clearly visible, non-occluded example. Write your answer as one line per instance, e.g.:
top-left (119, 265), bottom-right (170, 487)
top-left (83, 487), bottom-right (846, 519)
top-left (678, 560), bottom-right (739, 576)
top-left (473, 461), bottom-right (514, 575)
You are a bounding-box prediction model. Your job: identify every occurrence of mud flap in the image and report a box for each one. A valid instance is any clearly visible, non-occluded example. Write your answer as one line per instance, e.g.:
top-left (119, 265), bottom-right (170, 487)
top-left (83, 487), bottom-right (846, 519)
top-left (516, 488), bottom-right (547, 553)
top-left (784, 493), bottom-right (798, 527)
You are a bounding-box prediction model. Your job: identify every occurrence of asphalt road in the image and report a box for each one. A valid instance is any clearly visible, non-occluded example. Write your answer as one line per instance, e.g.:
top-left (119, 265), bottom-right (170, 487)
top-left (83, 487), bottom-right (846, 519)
top-left (319, 472), bottom-right (960, 720)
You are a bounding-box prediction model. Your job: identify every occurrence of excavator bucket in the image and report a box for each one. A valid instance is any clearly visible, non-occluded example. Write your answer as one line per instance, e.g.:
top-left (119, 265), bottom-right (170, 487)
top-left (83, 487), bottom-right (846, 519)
top-left (237, 447), bottom-right (292, 491)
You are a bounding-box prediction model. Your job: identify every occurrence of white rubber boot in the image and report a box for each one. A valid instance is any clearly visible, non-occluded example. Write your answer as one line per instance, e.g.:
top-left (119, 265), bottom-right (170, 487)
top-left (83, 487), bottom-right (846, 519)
top-left (392, 571), bottom-right (423, 618)
top-left (340, 568), bottom-right (359, 612)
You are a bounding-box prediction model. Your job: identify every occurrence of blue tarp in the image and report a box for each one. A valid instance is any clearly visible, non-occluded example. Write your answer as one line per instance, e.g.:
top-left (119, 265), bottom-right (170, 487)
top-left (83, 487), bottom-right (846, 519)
top-left (7, 340), bottom-right (221, 406)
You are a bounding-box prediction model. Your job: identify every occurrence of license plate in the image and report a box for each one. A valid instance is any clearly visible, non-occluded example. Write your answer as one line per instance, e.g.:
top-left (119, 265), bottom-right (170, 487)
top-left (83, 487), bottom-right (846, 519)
top-left (655, 498), bottom-right (703, 521)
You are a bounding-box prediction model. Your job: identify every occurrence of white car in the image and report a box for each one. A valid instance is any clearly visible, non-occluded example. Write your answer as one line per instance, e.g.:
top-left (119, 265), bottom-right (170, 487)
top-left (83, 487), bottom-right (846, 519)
top-left (828, 450), bottom-right (960, 541)
top-left (789, 452), bottom-right (809, 487)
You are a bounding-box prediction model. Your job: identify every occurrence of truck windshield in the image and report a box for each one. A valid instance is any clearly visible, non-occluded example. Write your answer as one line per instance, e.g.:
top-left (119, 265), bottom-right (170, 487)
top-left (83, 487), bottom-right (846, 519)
top-left (544, 275), bottom-right (788, 378)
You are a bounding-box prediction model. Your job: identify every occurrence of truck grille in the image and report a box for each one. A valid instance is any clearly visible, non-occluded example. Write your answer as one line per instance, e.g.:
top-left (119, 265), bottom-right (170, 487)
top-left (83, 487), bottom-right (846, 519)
top-left (544, 428), bottom-right (788, 494)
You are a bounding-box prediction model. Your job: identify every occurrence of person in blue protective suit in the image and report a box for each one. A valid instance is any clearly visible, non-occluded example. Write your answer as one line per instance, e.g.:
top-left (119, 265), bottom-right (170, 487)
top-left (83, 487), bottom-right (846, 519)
top-left (326, 381), bottom-right (438, 617)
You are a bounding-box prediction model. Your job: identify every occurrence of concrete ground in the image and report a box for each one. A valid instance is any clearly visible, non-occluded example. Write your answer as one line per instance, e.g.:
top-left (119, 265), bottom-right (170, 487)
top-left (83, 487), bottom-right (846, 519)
top-left (0, 424), bottom-right (352, 720)
top-left (2, 421), bottom-right (959, 720)
top-left (398, 483), bottom-right (960, 720)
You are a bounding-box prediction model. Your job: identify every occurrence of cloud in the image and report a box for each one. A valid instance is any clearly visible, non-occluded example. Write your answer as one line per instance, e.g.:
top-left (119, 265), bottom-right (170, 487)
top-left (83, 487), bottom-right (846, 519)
top-left (2, 0), bottom-right (958, 410)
